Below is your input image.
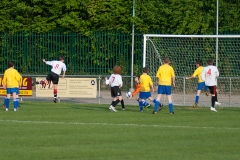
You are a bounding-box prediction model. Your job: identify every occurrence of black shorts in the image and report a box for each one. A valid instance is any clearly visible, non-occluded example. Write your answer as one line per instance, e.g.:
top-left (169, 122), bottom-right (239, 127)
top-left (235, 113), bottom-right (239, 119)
top-left (46, 72), bottom-right (59, 84)
top-left (111, 86), bottom-right (122, 98)
top-left (207, 86), bottom-right (217, 95)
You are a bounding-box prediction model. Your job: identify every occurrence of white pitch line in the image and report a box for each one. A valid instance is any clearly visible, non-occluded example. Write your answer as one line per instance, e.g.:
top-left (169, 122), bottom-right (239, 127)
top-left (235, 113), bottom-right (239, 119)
top-left (0, 119), bottom-right (239, 130)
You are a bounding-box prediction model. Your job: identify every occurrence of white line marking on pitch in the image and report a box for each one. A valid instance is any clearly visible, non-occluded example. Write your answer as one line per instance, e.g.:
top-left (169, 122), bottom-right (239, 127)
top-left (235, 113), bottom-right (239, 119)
top-left (0, 119), bottom-right (239, 130)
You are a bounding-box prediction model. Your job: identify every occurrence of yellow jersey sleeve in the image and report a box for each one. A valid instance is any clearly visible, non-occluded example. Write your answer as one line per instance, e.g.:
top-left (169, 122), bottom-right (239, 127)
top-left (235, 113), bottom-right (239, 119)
top-left (192, 66), bottom-right (204, 83)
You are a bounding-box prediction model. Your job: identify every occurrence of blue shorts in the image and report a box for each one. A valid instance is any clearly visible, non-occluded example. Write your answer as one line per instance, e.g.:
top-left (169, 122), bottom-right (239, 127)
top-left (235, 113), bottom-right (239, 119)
top-left (6, 88), bottom-right (18, 95)
top-left (157, 85), bottom-right (172, 95)
top-left (139, 92), bottom-right (151, 100)
top-left (197, 82), bottom-right (207, 90)
top-left (16, 88), bottom-right (19, 95)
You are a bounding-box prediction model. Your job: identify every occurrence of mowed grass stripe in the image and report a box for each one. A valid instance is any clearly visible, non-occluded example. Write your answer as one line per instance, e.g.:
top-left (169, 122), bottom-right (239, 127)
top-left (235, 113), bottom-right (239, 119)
top-left (0, 119), bottom-right (240, 130)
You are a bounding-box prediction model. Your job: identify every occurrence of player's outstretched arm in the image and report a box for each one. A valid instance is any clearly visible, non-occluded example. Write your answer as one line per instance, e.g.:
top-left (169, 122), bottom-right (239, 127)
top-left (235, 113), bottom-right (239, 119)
top-left (105, 77), bottom-right (109, 85)
top-left (62, 71), bottom-right (66, 79)
top-left (185, 76), bottom-right (194, 80)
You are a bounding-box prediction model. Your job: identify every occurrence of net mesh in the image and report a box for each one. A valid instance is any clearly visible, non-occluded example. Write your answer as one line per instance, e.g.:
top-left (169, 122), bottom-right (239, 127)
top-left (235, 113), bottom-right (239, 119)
top-left (144, 35), bottom-right (240, 107)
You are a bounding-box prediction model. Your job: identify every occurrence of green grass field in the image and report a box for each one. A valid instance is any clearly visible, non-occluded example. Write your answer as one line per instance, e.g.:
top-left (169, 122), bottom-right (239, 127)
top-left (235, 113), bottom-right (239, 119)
top-left (0, 101), bottom-right (240, 160)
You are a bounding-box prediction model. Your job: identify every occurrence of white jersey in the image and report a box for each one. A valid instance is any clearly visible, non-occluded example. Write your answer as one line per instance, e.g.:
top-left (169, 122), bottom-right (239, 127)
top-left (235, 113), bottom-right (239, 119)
top-left (200, 65), bottom-right (219, 86)
top-left (46, 60), bottom-right (67, 75)
top-left (108, 74), bottom-right (123, 87)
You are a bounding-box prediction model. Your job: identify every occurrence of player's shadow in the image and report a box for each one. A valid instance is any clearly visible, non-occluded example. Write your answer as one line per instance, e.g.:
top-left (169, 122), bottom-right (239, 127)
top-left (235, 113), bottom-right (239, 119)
top-left (70, 105), bottom-right (108, 111)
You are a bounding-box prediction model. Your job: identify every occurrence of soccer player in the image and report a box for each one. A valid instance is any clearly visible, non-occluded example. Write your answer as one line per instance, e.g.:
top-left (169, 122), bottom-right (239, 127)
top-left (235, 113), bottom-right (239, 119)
top-left (185, 60), bottom-right (209, 108)
top-left (2, 61), bottom-right (22, 111)
top-left (106, 65), bottom-right (125, 112)
top-left (138, 67), bottom-right (155, 112)
top-left (200, 59), bottom-right (219, 112)
top-left (153, 57), bottom-right (175, 114)
top-left (129, 75), bottom-right (151, 108)
top-left (36, 56), bottom-right (67, 103)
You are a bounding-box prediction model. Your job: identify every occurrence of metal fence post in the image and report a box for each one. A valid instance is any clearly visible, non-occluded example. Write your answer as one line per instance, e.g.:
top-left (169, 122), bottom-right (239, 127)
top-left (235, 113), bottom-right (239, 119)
top-left (229, 78), bottom-right (231, 107)
top-left (183, 77), bottom-right (185, 106)
top-left (98, 75), bottom-right (102, 104)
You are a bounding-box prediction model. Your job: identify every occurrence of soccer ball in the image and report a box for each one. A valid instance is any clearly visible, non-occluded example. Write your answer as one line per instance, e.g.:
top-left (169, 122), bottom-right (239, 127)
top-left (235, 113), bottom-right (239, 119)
top-left (126, 91), bottom-right (132, 98)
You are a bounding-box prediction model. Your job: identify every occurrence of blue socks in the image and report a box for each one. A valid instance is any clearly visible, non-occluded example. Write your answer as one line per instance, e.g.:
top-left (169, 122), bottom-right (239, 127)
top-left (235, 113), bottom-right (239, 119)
top-left (153, 101), bottom-right (160, 112)
top-left (195, 96), bottom-right (199, 103)
top-left (139, 101), bottom-right (143, 111)
top-left (168, 103), bottom-right (174, 113)
top-left (16, 97), bottom-right (19, 107)
top-left (143, 101), bottom-right (149, 106)
top-left (4, 97), bottom-right (19, 110)
top-left (5, 98), bottom-right (10, 109)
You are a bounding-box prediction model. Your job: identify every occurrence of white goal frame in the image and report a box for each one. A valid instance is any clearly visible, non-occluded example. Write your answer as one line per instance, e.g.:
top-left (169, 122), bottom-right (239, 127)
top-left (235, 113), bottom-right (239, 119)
top-left (142, 34), bottom-right (240, 107)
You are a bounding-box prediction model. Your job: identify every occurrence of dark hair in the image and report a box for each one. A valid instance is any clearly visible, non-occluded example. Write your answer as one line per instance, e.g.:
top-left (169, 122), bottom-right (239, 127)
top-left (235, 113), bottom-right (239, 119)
top-left (207, 59), bottom-right (214, 65)
top-left (142, 67), bottom-right (148, 73)
top-left (8, 61), bottom-right (14, 68)
top-left (136, 75), bottom-right (140, 79)
top-left (113, 65), bottom-right (121, 74)
top-left (196, 60), bottom-right (202, 66)
top-left (59, 55), bottom-right (64, 61)
top-left (164, 57), bottom-right (170, 63)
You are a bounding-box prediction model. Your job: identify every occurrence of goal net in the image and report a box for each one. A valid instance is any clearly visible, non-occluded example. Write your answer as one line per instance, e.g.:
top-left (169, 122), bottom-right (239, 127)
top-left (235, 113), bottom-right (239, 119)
top-left (143, 34), bottom-right (240, 107)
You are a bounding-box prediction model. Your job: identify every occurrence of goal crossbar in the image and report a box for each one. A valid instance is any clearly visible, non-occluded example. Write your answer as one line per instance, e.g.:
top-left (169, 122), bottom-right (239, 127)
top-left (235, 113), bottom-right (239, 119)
top-left (143, 34), bottom-right (240, 38)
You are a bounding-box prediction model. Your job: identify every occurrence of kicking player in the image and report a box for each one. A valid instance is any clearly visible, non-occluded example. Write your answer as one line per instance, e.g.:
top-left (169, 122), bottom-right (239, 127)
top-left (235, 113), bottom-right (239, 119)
top-left (130, 75), bottom-right (151, 107)
top-left (138, 67), bottom-right (155, 112)
top-left (36, 56), bottom-right (67, 103)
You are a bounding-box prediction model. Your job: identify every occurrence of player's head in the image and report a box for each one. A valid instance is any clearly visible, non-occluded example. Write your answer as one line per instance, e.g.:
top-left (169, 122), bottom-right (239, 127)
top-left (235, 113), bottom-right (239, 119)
top-left (59, 55), bottom-right (64, 62)
top-left (196, 60), bottom-right (202, 66)
top-left (207, 59), bottom-right (214, 65)
top-left (8, 61), bottom-right (14, 68)
top-left (164, 57), bottom-right (170, 64)
top-left (142, 67), bottom-right (148, 73)
top-left (135, 75), bottom-right (140, 82)
top-left (113, 65), bottom-right (121, 74)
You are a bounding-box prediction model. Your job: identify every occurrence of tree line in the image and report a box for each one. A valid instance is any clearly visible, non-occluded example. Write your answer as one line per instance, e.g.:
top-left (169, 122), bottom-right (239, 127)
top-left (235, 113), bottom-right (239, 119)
top-left (0, 0), bottom-right (239, 34)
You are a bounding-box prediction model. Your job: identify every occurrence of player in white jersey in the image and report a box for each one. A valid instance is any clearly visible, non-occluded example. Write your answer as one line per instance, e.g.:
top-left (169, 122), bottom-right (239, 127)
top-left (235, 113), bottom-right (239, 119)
top-left (200, 59), bottom-right (219, 112)
top-left (36, 56), bottom-right (67, 103)
top-left (105, 65), bottom-right (125, 112)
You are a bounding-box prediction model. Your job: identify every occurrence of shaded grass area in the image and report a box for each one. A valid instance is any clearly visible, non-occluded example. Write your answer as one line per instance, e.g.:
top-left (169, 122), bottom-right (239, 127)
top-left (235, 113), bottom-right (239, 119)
top-left (0, 102), bottom-right (240, 160)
